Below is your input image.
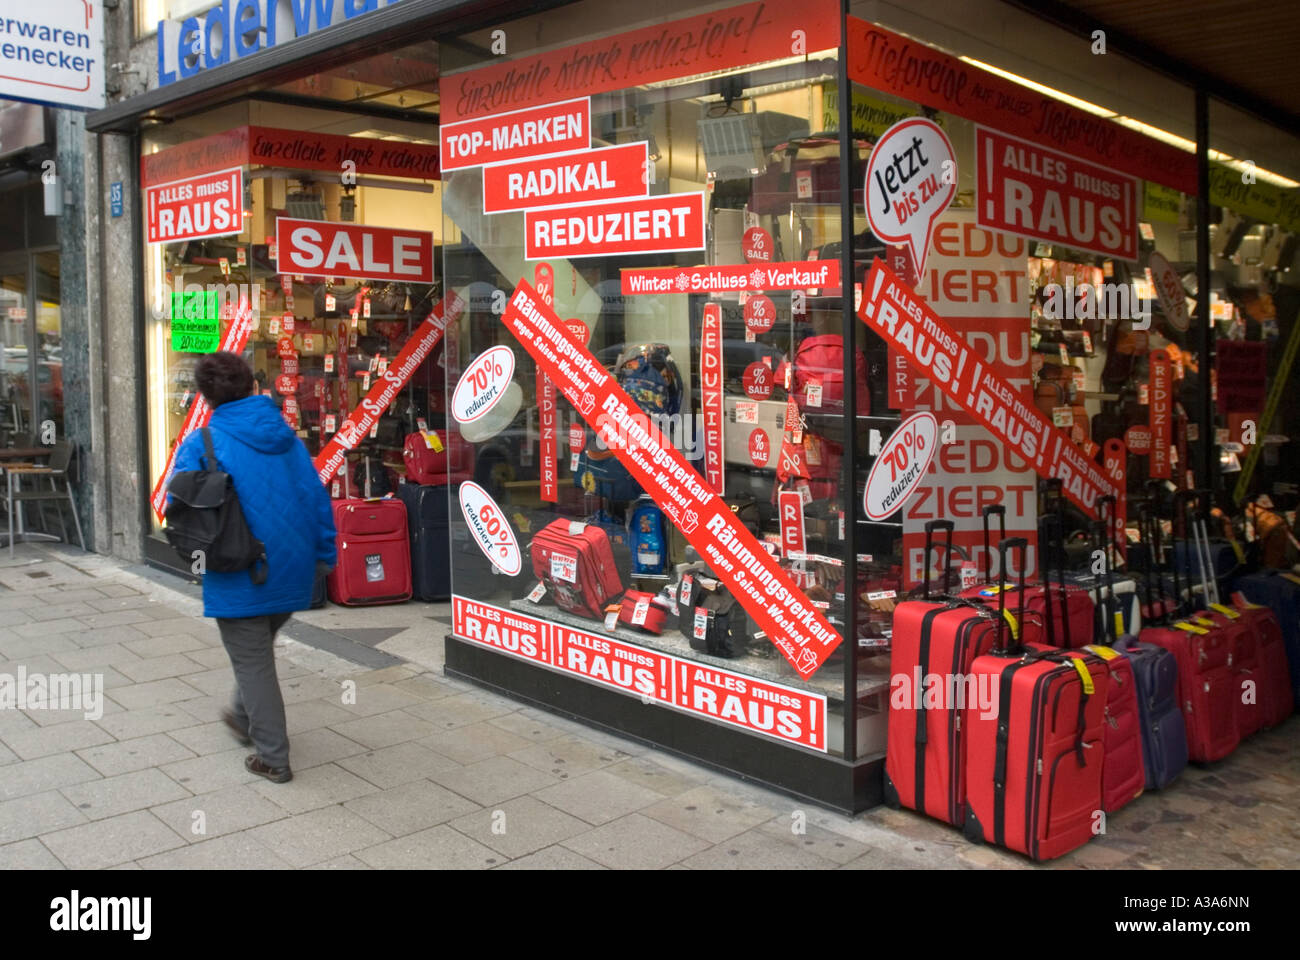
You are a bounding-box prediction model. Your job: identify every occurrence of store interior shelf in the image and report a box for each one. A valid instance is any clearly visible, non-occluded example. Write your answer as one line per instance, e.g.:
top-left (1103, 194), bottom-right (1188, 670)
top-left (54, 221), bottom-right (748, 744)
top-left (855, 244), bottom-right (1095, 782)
top-left (507, 598), bottom-right (889, 702)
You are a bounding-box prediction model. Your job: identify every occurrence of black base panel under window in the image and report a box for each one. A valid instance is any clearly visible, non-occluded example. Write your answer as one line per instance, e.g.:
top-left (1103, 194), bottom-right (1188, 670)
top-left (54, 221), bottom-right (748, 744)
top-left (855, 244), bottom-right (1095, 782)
top-left (445, 635), bottom-right (882, 814)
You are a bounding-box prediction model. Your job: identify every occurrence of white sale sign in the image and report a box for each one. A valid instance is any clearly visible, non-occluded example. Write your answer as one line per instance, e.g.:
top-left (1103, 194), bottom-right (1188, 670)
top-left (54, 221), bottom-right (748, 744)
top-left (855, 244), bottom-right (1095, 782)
top-left (452, 346), bottom-right (516, 426)
top-left (864, 117), bottom-right (956, 277)
top-left (863, 412), bottom-right (938, 521)
top-left (0, 0), bottom-right (105, 109)
top-left (458, 481), bottom-right (522, 576)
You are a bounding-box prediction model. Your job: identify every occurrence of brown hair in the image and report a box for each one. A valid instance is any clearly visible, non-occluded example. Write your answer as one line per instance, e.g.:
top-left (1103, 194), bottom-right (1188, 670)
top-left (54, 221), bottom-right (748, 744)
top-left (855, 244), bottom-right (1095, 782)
top-left (194, 351), bottom-right (255, 407)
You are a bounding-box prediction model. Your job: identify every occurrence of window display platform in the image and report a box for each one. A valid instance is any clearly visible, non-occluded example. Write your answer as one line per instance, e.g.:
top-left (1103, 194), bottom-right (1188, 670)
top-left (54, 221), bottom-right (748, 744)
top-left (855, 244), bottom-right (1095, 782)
top-left (445, 628), bottom-right (884, 814)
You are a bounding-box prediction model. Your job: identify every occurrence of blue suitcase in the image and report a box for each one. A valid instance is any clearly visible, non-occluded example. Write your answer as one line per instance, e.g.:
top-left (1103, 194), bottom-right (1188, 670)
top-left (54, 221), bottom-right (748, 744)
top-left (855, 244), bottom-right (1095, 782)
top-left (1113, 634), bottom-right (1189, 790)
top-left (396, 482), bottom-right (452, 601)
top-left (1233, 569), bottom-right (1300, 705)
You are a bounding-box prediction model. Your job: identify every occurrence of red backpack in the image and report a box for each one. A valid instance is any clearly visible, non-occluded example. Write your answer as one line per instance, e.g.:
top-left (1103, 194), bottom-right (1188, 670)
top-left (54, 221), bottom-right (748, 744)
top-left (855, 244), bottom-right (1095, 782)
top-left (780, 335), bottom-right (870, 415)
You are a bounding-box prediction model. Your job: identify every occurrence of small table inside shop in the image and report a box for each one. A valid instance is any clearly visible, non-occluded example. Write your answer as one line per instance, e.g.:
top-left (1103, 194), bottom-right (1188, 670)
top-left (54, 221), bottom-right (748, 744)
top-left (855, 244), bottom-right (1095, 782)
top-left (0, 447), bottom-right (61, 547)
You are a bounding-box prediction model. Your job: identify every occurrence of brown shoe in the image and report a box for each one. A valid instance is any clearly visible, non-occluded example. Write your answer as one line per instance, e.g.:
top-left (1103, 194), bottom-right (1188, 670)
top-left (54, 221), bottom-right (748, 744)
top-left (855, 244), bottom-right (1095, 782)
top-left (220, 709), bottom-right (252, 747)
top-left (245, 755), bottom-right (292, 783)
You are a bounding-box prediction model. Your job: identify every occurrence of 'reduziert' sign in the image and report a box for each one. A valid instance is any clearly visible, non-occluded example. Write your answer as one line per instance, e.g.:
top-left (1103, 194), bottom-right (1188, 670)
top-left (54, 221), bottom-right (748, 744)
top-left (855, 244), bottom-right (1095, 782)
top-left (275, 218), bottom-right (433, 283)
top-left (864, 117), bottom-right (956, 278)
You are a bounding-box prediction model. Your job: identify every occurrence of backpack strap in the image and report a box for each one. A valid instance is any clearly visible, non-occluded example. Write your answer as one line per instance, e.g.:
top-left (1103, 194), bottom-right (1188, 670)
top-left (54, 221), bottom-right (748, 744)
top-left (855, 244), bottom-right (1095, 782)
top-left (200, 428), bottom-right (224, 474)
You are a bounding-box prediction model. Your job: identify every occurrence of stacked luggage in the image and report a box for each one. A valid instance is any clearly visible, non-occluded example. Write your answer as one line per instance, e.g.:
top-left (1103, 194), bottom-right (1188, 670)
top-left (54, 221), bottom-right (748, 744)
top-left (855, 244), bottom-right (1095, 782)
top-left (885, 481), bottom-right (1294, 862)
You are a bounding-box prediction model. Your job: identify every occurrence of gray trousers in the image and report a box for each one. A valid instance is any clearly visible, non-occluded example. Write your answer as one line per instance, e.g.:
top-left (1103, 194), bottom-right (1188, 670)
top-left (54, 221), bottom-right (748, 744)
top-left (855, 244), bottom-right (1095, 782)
top-left (216, 612), bottom-right (292, 769)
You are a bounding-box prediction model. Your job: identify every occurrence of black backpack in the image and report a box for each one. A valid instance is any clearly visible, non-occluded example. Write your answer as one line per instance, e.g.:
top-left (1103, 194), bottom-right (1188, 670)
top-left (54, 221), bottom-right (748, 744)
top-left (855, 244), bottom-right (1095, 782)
top-left (165, 428), bottom-right (268, 583)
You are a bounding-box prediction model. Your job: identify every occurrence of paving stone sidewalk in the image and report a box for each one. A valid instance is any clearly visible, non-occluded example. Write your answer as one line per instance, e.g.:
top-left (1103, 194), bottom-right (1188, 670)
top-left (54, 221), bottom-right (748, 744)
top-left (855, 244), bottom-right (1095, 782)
top-left (0, 543), bottom-right (1296, 870)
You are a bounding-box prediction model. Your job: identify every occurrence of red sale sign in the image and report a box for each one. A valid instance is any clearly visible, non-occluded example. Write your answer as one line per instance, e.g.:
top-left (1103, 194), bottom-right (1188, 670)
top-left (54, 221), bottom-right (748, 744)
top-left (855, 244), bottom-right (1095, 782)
top-left (860, 257), bottom-right (1115, 520)
top-left (539, 374), bottom-right (558, 502)
top-left (275, 218), bottom-right (434, 283)
top-left (440, 97), bottom-right (590, 171)
top-left (701, 303), bottom-right (724, 494)
top-left (744, 295), bottom-right (776, 335)
top-left (1150, 349), bottom-right (1172, 479)
top-left (314, 294), bottom-right (465, 484)
top-left (453, 597), bottom-right (828, 751)
top-left (778, 490), bottom-right (806, 555)
top-left (146, 167), bottom-right (242, 245)
top-left (525, 192), bottom-right (705, 260)
top-left (482, 142), bottom-right (648, 213)
top-left (975, 126), bottom-right (1137, 261)
top-left (503, 280), bottom-right (841, 679)
top-left (622, 260), bottom-right (839, 296)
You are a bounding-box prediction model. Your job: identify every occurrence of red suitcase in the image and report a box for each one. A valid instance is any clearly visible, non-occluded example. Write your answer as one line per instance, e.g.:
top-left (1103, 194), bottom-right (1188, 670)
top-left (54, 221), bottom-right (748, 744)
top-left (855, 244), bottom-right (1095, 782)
top-left (619, 590), bottom-right (672, 634)
top-left (403, 430), bottom-right (474, 486)
top-left (530, 519), bottom-right (624, 619)
top-left (1232, 592), bottom-right (1295, 728)
top-left (327, 497), bottom-right (413, 606)
top-left (964, 540), bottom-right (1109, 861)
top-left (884, 520), bottom-right (1003, 826)
top-left (961, 503), bottom-right (1092, 650)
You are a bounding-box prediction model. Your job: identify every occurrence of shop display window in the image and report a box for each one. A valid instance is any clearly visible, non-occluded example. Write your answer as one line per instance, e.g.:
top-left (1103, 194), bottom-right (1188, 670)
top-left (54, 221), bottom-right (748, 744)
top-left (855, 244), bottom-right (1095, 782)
top-left (142, 79), bottom-right (445, 541)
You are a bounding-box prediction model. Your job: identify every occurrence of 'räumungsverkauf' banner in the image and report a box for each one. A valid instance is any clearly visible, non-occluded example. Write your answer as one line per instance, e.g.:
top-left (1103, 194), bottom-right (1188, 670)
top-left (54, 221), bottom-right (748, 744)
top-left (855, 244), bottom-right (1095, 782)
top-left (859, 257), bottom-right (1116, 517)
top-left (502, 279), bottom-right (842, 679)
top-left (313, 293), bottom-right (464, 484)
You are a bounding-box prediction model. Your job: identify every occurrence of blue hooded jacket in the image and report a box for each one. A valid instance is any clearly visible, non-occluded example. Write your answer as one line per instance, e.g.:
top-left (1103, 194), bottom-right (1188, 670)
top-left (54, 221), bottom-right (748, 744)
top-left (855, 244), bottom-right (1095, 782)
top-left (171, 394), bottom-right (336, 619)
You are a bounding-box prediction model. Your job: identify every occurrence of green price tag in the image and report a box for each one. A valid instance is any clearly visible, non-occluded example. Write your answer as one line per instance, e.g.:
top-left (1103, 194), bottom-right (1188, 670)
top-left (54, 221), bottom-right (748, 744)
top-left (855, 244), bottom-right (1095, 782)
top-left (170, 291), bottom-right (220, 353)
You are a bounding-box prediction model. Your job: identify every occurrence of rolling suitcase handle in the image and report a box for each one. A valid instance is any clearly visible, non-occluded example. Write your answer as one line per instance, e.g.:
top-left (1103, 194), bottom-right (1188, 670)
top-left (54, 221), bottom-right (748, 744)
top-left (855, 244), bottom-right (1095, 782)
top-left (1192, 488), bottom-right (1224, 607)
top-left (923, 518), bottom-right (956, 600)
top-left (1168, 488), bottom-right (1198, 616)
top-left (981, 504), bottom-right (1006, 585)
top-left (992, 536), bottom-right (1028, 654)
top-left (1096, 494), bottom-right (1118, 643)
top-left (1174, 488), bottom-right (1211, 611)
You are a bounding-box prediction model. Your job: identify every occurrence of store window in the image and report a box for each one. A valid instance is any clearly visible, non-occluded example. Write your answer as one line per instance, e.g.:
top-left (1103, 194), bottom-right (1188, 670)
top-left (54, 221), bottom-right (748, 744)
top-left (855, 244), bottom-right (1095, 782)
top-left (441, 0), bottom-right (862, 759)
top-left (1206, 98), bottom-right (1300, 543)
top-left (141, 44), bottom-right (443, 556)
top-left (0, 249), bottom-right (61, 446)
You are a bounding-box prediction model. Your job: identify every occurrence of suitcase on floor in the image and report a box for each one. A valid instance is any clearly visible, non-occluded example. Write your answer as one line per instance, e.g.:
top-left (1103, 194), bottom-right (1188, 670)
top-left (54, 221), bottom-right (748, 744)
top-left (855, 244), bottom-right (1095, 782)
top-left (1076, 502), bottom-right (1147, 812)
top-left (1231, 592), bottom-right (1296, 727)
top-left (1233, 568), bottom-right (1300, 710)
top-left (1026, 509), bottom-right (1096, 649)
top-left (327, 497), bottom-right (413, 606)
top-left (883, 520), bottom-right (1004, 826)
top-left (1138, 491), bottom-right (1240, 762)
top-left (1113, 634), bottom-right (1189, 790)
top-left (964, 541), bottom-right (1109, 861)
top-left (1112, 499), bottom-right (1188, 791)
top-left (396, 482), bottom-right (452, 602)
top-left (529, 519), bottom-right (624, 619)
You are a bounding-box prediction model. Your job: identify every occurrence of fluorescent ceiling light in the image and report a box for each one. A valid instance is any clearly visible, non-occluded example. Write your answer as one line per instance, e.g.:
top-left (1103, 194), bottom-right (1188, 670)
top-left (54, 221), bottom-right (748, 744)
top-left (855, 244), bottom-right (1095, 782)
top-left (960, 57), bottom-right (1300, 191)
top-left (960, 57), bottom-right (1116, 117)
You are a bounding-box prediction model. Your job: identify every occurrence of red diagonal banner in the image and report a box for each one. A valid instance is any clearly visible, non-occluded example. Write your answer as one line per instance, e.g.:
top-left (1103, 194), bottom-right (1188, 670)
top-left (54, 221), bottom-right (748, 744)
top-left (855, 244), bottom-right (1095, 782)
top-left (150, 299), bottom-right (256, 521)
top-left (313, 293), bottom-right (464, 484)
top-left (502, 279), bottom-right (841, 679)
top-left (859, 257), bottom-right (1116, 518)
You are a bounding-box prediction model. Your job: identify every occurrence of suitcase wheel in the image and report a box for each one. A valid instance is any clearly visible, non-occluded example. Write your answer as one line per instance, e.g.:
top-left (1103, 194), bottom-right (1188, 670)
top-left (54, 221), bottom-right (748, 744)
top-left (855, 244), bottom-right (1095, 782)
top-left (882, 771), bottom-right (901, 811)
top-left (962, 804), bottom-right (985, 845)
